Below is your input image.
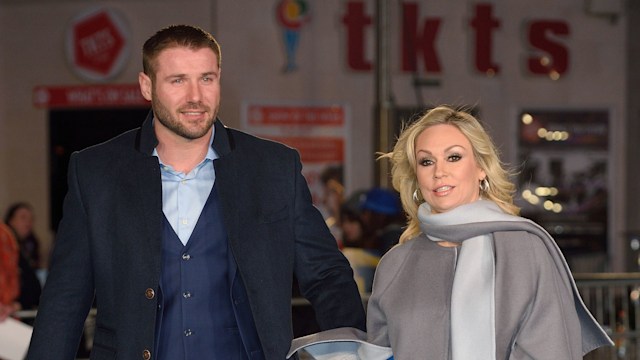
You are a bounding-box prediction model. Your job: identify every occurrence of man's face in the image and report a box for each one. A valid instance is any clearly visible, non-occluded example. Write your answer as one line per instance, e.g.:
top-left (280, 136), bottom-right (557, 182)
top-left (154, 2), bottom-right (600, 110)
top-left (139, 46), bottom-right (221, 140)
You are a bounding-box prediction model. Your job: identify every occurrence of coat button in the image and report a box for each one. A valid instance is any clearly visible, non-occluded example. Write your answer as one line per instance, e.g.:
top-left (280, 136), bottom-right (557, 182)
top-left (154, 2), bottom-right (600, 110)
top-left (145, 288), bottom-right (155, 299)
top-left (142, 349), bottom-right (152, 360)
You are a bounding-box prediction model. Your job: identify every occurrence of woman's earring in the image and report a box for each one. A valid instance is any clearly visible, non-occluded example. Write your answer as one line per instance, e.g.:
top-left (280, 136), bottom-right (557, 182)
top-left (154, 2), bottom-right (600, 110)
top-left (413, 189), bottom-right (420, 203)
top-left (480, 178), bottom-right (490, 192)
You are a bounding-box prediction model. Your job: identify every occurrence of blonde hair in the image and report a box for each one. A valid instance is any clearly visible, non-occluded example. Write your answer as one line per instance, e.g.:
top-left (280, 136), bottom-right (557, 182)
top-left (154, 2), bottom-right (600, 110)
top-left (379, 105), bottom-right (519, 243)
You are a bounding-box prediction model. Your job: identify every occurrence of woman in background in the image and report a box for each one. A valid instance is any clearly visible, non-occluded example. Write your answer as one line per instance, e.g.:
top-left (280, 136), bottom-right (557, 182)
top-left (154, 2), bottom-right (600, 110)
top-left (5, 202), bottom-right (41, 268)
top-left (4, 202), bottom-right (42, 311)
top-left (367, 105), bottom-right (612, 359)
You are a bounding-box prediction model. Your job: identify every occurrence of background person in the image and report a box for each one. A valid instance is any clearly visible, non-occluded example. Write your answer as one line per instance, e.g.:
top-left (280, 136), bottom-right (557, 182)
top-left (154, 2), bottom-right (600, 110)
top-left (4, 202), bottom-right (42, 269)
top-left (4, 202), bottom-right (43, 312)
top-left (367, 105), bottom-right (613, 359)
top-left (27, 24), bottom-right (364, 360)
top-left (338, 190), bottom-right (367, 249)
top-left (358, 187), bottom-right (403, 255)
top-left (338, 188), bottom-right (402, 294)
top-left (318, 165), bottom-right (345, 246)
top-left (0, 222), bottom-right (20, 322)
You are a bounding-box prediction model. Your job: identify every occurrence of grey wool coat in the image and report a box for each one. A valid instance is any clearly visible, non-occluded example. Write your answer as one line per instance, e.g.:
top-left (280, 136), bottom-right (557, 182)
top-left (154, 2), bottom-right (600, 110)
top-left (367, 224), bottom-right (612, 360)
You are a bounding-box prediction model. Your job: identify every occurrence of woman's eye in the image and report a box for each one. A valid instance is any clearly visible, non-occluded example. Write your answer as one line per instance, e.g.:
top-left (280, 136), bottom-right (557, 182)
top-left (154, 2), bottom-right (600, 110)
top-left (448, 154), bottom-right (462, 162)
top-left (419, 158), bottom-right (434, 166)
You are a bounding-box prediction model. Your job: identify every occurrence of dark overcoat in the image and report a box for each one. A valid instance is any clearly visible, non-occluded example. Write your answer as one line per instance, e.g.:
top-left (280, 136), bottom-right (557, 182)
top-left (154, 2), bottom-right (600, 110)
top-left (26, 112), bottom-right (365, 360)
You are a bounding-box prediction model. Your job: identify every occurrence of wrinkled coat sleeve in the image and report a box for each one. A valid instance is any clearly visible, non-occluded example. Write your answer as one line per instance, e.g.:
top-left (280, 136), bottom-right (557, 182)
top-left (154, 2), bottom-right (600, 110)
top-left (289, 151), bottom-right (366, 332)
top-left (27, 153), bottom-right (95, 359)
top-left (366, 256), bottom-right (393, 348)
top-left (495, 231), bottom-right (583, 360)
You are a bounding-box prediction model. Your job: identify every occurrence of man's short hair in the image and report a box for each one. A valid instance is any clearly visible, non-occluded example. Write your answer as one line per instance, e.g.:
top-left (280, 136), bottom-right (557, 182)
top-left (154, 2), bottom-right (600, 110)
top-left (142, 24), bottom-right (221, 78)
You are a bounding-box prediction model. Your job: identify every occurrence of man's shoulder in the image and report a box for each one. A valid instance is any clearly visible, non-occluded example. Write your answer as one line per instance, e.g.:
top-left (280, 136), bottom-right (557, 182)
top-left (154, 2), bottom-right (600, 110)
top-left (76, 127), bottom-right (141, 158)
top-left (68, 127), bottom-right (145, 175)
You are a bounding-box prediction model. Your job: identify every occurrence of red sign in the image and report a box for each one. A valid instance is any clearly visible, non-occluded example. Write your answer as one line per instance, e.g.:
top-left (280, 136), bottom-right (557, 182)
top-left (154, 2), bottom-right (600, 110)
top-left (33, 84), bottom-right (148, 109)
top-left (342, 1), bottom-right (570, 77)
top-left (247, 105), bottom-right (345, 126)
top-left (66, 8), bottom-right (130, 81)
top-left (269, 136), bottom-right (344, 163)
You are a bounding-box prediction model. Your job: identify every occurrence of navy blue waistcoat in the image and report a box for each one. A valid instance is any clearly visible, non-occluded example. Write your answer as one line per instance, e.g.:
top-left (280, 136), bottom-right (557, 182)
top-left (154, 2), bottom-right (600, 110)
top-left (154, 185), bottom-right (264, 360)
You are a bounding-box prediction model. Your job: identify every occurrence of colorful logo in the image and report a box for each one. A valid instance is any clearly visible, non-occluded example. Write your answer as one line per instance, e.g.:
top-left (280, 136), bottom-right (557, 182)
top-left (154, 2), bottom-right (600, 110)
top-left (276, 0), bottom-right (310, 72)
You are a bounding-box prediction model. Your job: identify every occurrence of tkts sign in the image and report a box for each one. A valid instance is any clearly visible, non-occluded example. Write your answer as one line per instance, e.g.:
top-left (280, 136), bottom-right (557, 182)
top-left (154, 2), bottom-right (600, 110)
top-left (342, 1), bottom-right (569, 77)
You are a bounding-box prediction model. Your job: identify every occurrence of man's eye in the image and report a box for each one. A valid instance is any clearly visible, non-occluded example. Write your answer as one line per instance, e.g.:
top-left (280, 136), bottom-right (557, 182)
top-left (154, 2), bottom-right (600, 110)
top-left (202, 74), bottom-right (218, 83)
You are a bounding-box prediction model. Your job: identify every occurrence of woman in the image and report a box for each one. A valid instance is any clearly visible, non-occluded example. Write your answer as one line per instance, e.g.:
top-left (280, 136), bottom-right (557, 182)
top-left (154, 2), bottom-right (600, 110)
top-left (4, 202), bottom-right (40, 268)
top-left (366, 106), bottom-right (612, 359)
top-left (4, 202), bottom-right (42, 311)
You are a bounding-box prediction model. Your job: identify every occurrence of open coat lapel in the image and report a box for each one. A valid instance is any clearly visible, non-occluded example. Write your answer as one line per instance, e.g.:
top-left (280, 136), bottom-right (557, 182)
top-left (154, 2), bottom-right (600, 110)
top-left (210, 119), bottom-right (240, 284)
top-left (131, 112), bottom-right (163, 278)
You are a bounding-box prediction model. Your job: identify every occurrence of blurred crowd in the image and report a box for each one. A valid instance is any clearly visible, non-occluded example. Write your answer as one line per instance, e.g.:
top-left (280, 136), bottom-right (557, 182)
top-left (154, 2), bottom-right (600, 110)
top-left (292, 182), bottom-right (404, 337)
top-left (319, 169), bottom-right (404, 294)
top-left (339, 187), bottom-right (404, 293)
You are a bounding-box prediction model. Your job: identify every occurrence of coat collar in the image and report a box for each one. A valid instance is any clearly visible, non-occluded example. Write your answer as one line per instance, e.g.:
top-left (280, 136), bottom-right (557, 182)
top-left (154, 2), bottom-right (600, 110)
top-left (137, 110), bottom-right (233, 158)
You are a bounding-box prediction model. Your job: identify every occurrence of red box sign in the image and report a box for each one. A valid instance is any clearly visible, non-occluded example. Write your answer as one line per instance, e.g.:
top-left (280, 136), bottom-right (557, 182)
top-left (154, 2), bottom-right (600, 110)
top-left (73, 11), bottom-right (125, 76)
top-left (65, 7), bottom-right (131, 81)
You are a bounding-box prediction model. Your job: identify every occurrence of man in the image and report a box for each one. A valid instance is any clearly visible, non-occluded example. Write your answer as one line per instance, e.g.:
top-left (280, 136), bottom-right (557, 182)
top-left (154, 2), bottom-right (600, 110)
top-left (27, 25), bottom-right (365, 360)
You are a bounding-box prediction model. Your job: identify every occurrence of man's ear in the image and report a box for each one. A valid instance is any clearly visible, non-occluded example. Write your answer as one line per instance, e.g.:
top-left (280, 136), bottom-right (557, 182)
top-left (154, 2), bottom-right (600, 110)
top-left (138, 72), bottom-right (152, 101)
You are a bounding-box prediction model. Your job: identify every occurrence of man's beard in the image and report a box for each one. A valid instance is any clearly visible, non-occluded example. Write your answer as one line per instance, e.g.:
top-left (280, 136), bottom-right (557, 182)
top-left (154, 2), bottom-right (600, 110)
top-left (152, 96), bottom-right (217, 140)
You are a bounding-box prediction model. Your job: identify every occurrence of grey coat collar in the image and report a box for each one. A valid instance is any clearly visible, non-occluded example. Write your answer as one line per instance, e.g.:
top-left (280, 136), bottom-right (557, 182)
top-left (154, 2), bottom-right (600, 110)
top-left (417, 200), bottom-right (613, 355)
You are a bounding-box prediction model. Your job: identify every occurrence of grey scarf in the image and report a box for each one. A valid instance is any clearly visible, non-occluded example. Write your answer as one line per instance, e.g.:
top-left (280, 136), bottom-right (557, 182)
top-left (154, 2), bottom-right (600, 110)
top-left (418, 200), bottom-right (506, 359)
top-left (418, 199), bottom-right (613, 357)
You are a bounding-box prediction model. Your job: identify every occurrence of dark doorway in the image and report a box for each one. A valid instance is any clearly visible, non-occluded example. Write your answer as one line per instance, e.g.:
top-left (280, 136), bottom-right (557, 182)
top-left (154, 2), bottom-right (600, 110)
top-left (49, 107), bottom-right (150, 231)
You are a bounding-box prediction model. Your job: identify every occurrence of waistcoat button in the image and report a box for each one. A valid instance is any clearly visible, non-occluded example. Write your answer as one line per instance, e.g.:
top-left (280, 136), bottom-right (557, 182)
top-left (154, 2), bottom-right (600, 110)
top-left (142, 349), bottom-right (152, 360)
top-left (145, 288), bottom-right (155, 299)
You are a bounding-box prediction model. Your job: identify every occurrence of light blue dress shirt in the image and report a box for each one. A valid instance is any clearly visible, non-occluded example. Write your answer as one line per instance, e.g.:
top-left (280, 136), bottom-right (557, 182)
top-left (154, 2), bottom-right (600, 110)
top-left (152, 127), bottom-right (218, 245)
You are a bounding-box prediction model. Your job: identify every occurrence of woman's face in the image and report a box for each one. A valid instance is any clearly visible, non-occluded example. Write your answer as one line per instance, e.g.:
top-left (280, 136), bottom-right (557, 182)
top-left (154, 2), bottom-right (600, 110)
top-left (8, 206), bottom-right (34, 239)
top-left (415, 124), bottom-right (486, 214)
